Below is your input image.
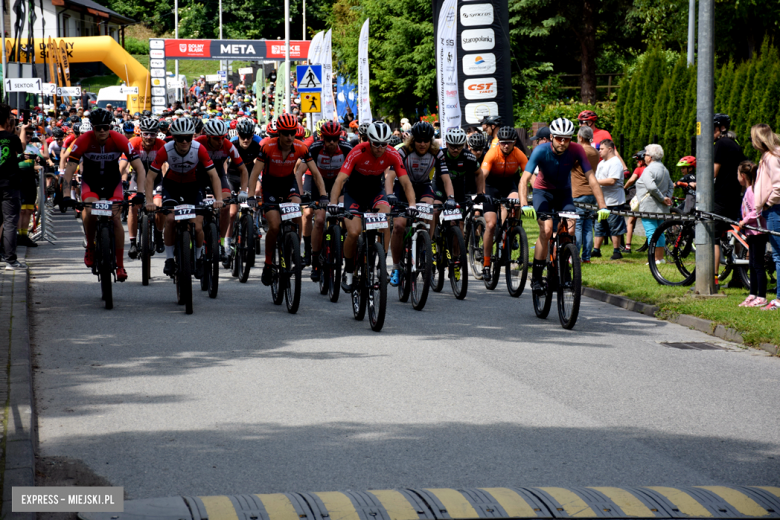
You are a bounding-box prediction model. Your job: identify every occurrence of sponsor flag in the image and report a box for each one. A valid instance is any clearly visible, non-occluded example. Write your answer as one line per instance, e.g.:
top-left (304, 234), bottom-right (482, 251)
top-left (320, 30), bottom-right (336, 121)
top-left (357, 19), bottom-right (372, 124)
top-left (255, 66), bottom-right (265, 124)
top-left (274, 61), bottom-right (286, 116)
top-left (436, 0), bottom-right (460, 132)
top-left (336, 75), bottom-right (358, 123)
top-left (308, 31), bottom-right (324, 125)
top-left (57, 39), bottom-right (72, 104)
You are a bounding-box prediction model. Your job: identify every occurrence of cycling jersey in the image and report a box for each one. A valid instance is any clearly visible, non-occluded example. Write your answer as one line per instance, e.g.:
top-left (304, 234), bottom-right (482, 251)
top-left (525, 142), bottom-right (592, 191)
top-left (307, 140), bottom-right (353, 180)
top-left (49, 140), bottom-right (63, 162)
top-left (68, 130), bottom-right (139, 195)
top-left (397, 146), bottom-right (449, 184)
top-left (481, 145), bottom-right (528, 180)
top-left (122, 136), bottom-right (166, 172)
top-left (63, 134), bottom-right (77, 149)
top-left (150, 140), bottom-right (214, 184)
top-left (257, 138), bottom-right (312, 178)
top-left (195, 135), bottom-right (244, 174)
top-left (437, 150), bottom-right (480, 202)
top-left (340, 141), bottom-right (407, 196)
top-left (229, 136), bottom-right (261, 175)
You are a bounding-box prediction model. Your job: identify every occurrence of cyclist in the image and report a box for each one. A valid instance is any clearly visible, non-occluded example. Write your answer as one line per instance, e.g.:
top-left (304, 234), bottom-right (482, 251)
top-left (388, 121), bottom-right (453, 286)
top-left (61, 108), bottom-right (147, 282)
top-left (120, 117), bottom-right (167, 258)
top-left (519, 118), bottom-right (610, 291)
top-left (438, 127), bottom-right (484, 207)
top-left (226, 118), bottom-right (262, 253)
top-left (122, 121), bottom-right (136, 141)
top-left (481, 115), bottom-right (502, 148)
top-left (144, 117), bottom-right (224, 279)
top-left (246, 113), bottom-right (327, 286)
top-left (676, 156), bottom-right (697, 214)
top-left (577, 110), bottom-right (612, 145)
top-left (328, 121), bottom-right (416, 292)
top-left (295, 120), bottom-right (353, 282)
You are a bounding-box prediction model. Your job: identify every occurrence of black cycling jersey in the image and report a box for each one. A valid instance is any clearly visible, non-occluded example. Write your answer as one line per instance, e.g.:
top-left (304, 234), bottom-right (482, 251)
top-left (436, 149), bottom-right (479, 202)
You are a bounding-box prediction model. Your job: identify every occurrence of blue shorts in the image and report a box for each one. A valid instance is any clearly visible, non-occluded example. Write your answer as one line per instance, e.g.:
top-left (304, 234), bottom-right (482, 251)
top-left (595, 204), bottom-right (628, 237)
top-left (532, 188), bottom-right (576, 215)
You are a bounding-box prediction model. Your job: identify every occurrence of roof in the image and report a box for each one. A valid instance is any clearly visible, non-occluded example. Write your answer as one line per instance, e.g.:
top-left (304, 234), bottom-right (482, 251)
top-left (63, 0), bottom-right (135, 23)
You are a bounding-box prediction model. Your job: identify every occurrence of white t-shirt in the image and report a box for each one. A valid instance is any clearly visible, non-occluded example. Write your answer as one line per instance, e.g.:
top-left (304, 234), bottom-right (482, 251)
top-left (595, 155), bottom-right (625, 206)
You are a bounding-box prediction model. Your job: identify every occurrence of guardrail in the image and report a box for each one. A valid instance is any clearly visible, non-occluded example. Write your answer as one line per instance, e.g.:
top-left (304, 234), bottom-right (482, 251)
top-left (30, 167), bottom-right (57, 244)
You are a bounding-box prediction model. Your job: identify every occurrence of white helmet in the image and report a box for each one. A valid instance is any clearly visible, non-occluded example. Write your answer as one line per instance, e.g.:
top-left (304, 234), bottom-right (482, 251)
top-left (549, 118), bottom-right (575, 137)
top-left (170, 117), bottom-right (196, 136)
top-left (445, 127), bottom-right (467, 146)
top-left (204, 119), bottom-right (228, 136)
top-left (80, 121), bottom-right (92, 133)
top-left (367, 122), bottom-right (392, 144)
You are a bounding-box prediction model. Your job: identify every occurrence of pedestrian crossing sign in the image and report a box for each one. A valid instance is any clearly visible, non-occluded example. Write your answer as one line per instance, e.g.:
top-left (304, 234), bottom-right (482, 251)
top-left (301, 93), bottom-right (322, 113)
top-left (297, 65), bottom-right (323, 92)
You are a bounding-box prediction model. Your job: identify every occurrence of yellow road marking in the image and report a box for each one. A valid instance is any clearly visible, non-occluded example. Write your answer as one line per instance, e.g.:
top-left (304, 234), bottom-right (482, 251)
top-left (481, 488), bottom-right (538, 517)
top-left (757, 487), bottom-right (780, 498)
top-left (369, 490), bottom-right (420, 520)
top-left (589, 487), bottom-right (655, 517)
top-left (425, 489), bottom-right (480, 518)
top-left (200, 496), bottom-right (239, 520)
top-left (697, 487), bottom-right (769, 517)
top-left (315, 492), bottom-right (362, 520)
top-left (257, 494), bottom-right (300, 520)
top-left (645, 487), bottom-right (712, 517)
top-left (537, 488), bottom-right (595, 517)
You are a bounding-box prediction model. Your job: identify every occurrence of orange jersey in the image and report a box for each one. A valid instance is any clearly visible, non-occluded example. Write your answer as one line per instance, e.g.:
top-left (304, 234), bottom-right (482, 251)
top-left (257, 138), bottom-right (312, 178)
top-left (481, 146), bottom-right (528, 178)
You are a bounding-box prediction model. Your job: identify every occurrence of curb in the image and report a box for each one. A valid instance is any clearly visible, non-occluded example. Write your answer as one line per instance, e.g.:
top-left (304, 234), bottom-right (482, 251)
top-left (581, 286), bottom-right (779, 355)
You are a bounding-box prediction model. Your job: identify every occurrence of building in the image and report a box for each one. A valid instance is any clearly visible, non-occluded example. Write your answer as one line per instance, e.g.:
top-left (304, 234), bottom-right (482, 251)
top-left (7, 0), bottom-right (134, 44)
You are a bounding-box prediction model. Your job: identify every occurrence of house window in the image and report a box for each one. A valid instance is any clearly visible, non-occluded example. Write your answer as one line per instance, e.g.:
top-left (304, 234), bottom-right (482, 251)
top-left (62, 14), bottom-right (69, 37)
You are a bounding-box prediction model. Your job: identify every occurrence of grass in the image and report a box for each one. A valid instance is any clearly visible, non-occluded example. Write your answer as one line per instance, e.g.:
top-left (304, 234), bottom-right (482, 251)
top-left (521, 220), bottom-right (780, 348)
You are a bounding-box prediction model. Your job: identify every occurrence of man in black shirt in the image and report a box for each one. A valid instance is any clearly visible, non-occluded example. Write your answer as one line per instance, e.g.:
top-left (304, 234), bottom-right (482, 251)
top-left (712, 113), bottom-right (745, 281)
top-left (0, 104), bottom-right (29, 269)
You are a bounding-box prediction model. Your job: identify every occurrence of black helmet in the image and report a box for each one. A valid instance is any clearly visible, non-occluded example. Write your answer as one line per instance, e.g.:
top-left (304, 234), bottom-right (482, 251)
top-left (72, 122), bottom-right (82, 134)
top-left (714, 113), bottom-right (731, 131)
top-left (70, 115), bottom-right (80, 124)
top-left (467, 132), bottom-right (487, 150)
top-left (52, 128), bottom-right (64, 139)
top-left (236, 119), bottom-right (254, 135)
top-left (482, 115), bottom-right (502, 126)
top-left (411, 122), bottom-right (435, 141)
top-left (496, 126), bottom-right (517, 141)
top-left (89, 108), bottom-right (114, 126)
top-left (159, 120), bottom-right (170, 133)
top-left (142, 110), bottom-right (152, 117)
top-left (193, 118), bottom-right (204, 134)
top-left (631, 150), bottom-right (646, 161)
top-left (388, 135), bottom-right (402, 147)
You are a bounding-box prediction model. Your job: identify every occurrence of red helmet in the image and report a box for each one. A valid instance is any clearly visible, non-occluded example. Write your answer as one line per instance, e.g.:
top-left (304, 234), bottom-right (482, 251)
top-left (296, 124), bottom-right (305, 138)
top-left (266, 120), bottom-right (278, 136)
top-left (229, 120), bottom-right (237, 129)
top-left (676, 156), bottom-right (696, 168)
top-left (276, 113), bottom-right (297, 131)
top-left (321, 121), bottom-right (342, 138)
top-left (578, 110), bottom-right (598, 122)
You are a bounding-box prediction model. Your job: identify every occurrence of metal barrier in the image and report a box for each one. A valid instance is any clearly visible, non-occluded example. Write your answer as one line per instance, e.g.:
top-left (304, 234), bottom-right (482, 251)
top-left (30, 167), bottom-right (57, 244)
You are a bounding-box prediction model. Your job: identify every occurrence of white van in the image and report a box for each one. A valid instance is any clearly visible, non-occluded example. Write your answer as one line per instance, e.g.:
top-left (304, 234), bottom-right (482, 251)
top-left (96, 86), bottom-right (128, 110)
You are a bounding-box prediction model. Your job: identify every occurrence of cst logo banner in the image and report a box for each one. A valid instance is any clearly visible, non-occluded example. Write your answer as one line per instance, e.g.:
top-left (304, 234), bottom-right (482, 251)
top-left (464, 78), bottom-right (497, 100)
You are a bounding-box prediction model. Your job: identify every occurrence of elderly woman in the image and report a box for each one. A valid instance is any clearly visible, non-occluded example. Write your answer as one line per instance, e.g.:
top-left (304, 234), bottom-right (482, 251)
top-left (635, 143), bottom-right (674, 264)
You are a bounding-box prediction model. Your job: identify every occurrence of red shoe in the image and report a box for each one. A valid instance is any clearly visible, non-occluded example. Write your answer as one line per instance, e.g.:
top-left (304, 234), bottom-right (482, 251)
top-left (116, 267), bottom-right (128, 282)
top-left (84, 248), bottom-right (95, 268)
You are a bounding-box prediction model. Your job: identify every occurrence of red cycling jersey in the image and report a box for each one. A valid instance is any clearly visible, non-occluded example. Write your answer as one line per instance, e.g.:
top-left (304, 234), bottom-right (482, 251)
top-left (63, 134), bottom-right (77, 150)
top-left (68, 130), bottom-right (138, 190)
top-left (339, 141), bottom-right (407, 195)
top-left (150, 140), bottom-right (214, 183)
top-left (121, 136), bottom-right (166, 171)
top-left (258, 138), bottom-right (312, 178)
top-left (195, 135), bottom-right (244, 172)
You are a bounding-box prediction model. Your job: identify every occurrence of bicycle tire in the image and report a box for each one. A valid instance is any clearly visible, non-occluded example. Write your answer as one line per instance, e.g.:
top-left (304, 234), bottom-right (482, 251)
top-left (179, 229), bottom-right (193, 314)
top-left (99, 226), bottom-right (113, 310)
top-left (239, 214), bottom-right (254, 283)
top-left (200, 225), bottom-right (210, 292)
top-left (368, 241), bottom-right (388, 331)
top-left (398, 240), bottom-right (412, 303)
top-left (271, 238), bottom-right (284, 305)
top-left (284, 231), bottom-right (302, 314)
top-left (467, 217), bottom-right (486, 280)
top-left (557, 243), bottom-right (582, 329)
top-left (506, 225), bottom-right (528, 297)
top-left (232, 220), bottom-right (242, 278)
top-left (411, 229), bottom-right (432, 311)
top-left (718, 239), bottom-right (750, 290)
top-left (449, 225), bottom-right (468, 300)
top-left (327, 225), bottom-right (342, 303)
top-left (432, 231), bottom-right (445, 293)
top-left (533, 259), bottom-right (554, 319)
top-left (648, 219), bottom-right (696, 286)
top-left (208, 221), bottom-right (220, 298)
top-left (141, 213), bottom-right (151, 286)
top-left (319, 225), bottom-right (330, 296)
top-left (484, 230), bottom-right (500, 290)
top-left (353, 236), bottom-right (367, 321)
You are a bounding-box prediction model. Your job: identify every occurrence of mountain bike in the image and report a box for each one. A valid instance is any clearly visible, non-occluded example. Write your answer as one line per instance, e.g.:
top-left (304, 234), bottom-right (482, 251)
top-left (263, 201), bottom-right (303, 314)
top-left (198, 198), bottom-right (221, 298)
top-left (431, 203), bottom-right (468, 299)
top-left (225, 197), bottom-right (256, 283)
top-left (318, 203), bottom-right (344, 303)
top-left (139, 206), bottom-right (155, 286)
top-left (393, 202), bottom-right (433, 311)
top-left (485, 197), bottom-right (528, 297)
top-left (464, 196), bottom-right (486, 281)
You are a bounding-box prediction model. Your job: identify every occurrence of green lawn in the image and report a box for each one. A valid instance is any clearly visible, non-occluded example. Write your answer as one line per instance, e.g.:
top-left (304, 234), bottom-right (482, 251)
top-left (521, 219), bottom-right (780, 348)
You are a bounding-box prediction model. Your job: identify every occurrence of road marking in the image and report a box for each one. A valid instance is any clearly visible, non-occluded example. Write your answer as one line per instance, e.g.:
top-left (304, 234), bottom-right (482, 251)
top-left (425, 489), bottom-right (480, 518)
top-left (757, 487), bottom-right (780, 498)
top-left (645, 487), bottom-right (712, 517)
top-left (481, 488), bottom-right (539, 517)
top-left (369, 490), bottom-right (420, 520)
top-left (200, 496), bottom-right (239, 520)
top-left (536, 488), bottom-right (595, 517)
top-left (588, 487), bottom-right (655, 517)
top-left (697, 487), bottom-right (769, 517)
top-left (257, 494), bottom-right (300, 520)
top-left (315, 492), bottom-right (362, 520)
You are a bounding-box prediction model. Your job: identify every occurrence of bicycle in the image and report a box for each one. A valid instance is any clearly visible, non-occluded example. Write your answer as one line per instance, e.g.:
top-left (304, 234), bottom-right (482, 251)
top-left (262, 201), bottom-right (303, 314)
top-left (139, 206), bottom-right (156, 286)
top-left (225, 197), bottom-right (256, 283)
top-left (431, 203), bottom-right (468, 300)
top-left (317, 203), bottom-right (344, 303)
top-left (198, 198), bottom-right (221, 298)
top-left (533, 210), bottom-right (583, 330)
top-left (485, 197), bottom-right (529, 297)
top-left (464, 196), bottom-right (486, 281)
top-left (392, 202), bottom-right (433, 311)
top-left (338, 209), bottom-right (388, 332)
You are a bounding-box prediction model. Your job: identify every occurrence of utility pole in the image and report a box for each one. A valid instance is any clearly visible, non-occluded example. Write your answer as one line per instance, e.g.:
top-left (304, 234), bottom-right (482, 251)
top-left (303, 0), bottom-right (306, 40)
top-left (284, 0), bottom-right (290, 113)
top-left (695, 0), bottom-right (715, 295)
top-left (219, 0), bottom-right (224, 81)
top-left (175, 0), bottom-right (179, 104)
top-left (687, 0), bottom-right (695, 65)
top-left (1, 0), bottom-right (7, 102)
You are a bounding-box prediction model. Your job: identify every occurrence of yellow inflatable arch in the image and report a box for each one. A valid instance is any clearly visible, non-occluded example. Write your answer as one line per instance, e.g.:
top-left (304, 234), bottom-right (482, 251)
top-left (6, 36), bottom-right (150, 113)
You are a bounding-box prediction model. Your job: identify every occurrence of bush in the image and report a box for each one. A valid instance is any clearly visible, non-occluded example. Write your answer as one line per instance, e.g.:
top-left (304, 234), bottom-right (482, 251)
top-left (535, 99), bottom-right (617, 136)
top-left (124, 37), bottom-right (149, 55)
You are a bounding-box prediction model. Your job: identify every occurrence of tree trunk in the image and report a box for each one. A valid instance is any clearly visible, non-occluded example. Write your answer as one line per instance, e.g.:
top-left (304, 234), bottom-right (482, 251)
top-left (580, 0), bottom-right (597, 103)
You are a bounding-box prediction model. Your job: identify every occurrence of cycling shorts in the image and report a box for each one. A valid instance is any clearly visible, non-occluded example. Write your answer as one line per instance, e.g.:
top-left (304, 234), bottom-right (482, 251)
top-left (532, 188), bottom-right (576, 215)
top-left (261, 175), bottom-right (300, 207)
top-left (82, 179), bottom-right (124, 202)
top-left (226, 172), bottom-right (243, 194)
top-left (20, 175), bottom-right (37, 206)
top-left (343, 188), bottom-right (389, 214)
top-left (483, 177), bottom-right (520, 213)
top-left (161, 180), bottom-right (203, 207)
top-left (394, 181), bottom-right (435, 205)
top-left (303, 175), bottom-right (339, 202)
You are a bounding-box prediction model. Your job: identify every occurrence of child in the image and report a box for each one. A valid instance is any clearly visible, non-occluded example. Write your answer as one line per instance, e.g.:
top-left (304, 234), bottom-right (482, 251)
top-left (737, 160), bottom-right (769, 307)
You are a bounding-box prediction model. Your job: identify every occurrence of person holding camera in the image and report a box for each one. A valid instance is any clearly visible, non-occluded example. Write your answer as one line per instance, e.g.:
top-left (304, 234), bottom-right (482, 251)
top-left (0, 104), bottom-right (30, 269)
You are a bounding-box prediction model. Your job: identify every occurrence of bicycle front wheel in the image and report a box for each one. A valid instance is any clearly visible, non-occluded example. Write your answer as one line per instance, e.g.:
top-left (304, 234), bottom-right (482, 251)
top-left (208, 221), bottom-right (220, 298)
top-left (467, 217), bottom-right (485, 280)
top-left (284, 231), bottom-right (302, 314)
top-left (353, 236), bottom-right (367, 321)
top-left (99, 226), bottom-right (113, 310)
top-left (533, 259), bottom-right (553, 319)
top-left (432, 233), bottom-right (445, 293)
top-left (326, 225), bottom-right (342, 302)
top-left (648, 219), bottom-right (696, 286)
top-left (506, 225), bottom-right (528, 297)
top-left (449, 225), bottom-right (468, 300)
top-left (411, 230), bottom-right (432, 311)
top-left (557, 243), bottom-right (581, 329)
top-left (178, 229), bottom-right (193, 314)
top-left (240, 213), bottom-right (255, 283)
top-left (271, 239), bottom-right (284, 305)
top-left (140, 213), bottom-right (151, 286)
top-left (368, 241), bottom-right (388, 331)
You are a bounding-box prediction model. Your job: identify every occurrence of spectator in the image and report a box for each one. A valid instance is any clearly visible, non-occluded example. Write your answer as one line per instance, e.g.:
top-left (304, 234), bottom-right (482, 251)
top-left (736, 160), bottom-right (768, 308)
top-left (0, 104), bottom-right (28, 269)
top-left (751, 123), bottom-right (780, 311)
top-left (623, 150), bottom-right (647, 253)
top-left (592, 138), bottom-right (627, 260)
top-left (577, 110), bottom-right (612, 145)
top-left (635, 143), bottom-right (673, 265)
top-left (571, 125), bottom-right (600, 263)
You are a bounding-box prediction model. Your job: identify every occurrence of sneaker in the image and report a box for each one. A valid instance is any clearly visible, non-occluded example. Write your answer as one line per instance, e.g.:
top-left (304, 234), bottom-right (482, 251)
top-left (581, 260), bottom-right (591, 264)
top-left (591, 249), bottom-right (602, 258)
top-left (128, 241), bottom-right (139, 259)
top-left (482, 265), bottom-right (492, 282)
top-left (636, 242), bottom-right (649, 253)
top-left (17, 234), bottom-right (38, 247)
top-left (261, 264), bottom-right (273, 286)
top-left (645, 259), bottom-right (667, 265)
top-left (745, 297), bottom-right (768, 308)
top-left (195, 258), bottom-right (204, 279)
top-left (115, 267), bottom-right (128, 282)
top-left (5, 259), bottom-right (27, 270)
top-left (531, 278), bottom-right (543, 293)
top-left (761, 299), bottom-right (780, 311)
top-left (389, 269), bottom-right (401, 287)
top-left (84, 248), bottom-right (95, 268)
top-left (610, 251), bottom-right (623, 260)
top-left (453, 266), bottom-right (461, 282)
top-left (341, 273), bottom-right (354, 293)
top-left (164, 258), bottom-right (176, 277)
top-left (310, 265), bottom-right (321, 282)
top-left (220, 245), bottom-right (228, 263)
top-left (623, 247), bottom-right (632, 254)
top-left (739, 295), bottom-right (757, 307)
top-left (154, 231), bottom-right (165, 254)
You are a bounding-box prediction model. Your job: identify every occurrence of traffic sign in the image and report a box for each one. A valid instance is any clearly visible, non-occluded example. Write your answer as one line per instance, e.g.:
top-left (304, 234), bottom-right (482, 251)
top-left (57, 86), bottom-right (81, 97)
top-left (300, 92), bottom-right (321, 113)
top-left (297, 65), bottom-right (322, 92)
top-left (4, 78), bottom-right (41, 92)
top-left (218, 70), bottom-right (227, 79)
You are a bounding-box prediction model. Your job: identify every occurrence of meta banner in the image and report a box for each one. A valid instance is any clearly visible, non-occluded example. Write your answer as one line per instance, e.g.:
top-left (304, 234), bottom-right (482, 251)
top-left (432, 0), bottom-right (512, 126)
top-left (162, 39), bottom-right (311, 60)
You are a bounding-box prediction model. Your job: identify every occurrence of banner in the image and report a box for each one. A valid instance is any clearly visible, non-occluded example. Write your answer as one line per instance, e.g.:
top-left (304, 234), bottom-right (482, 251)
top-left (163, 39), bottom-right (311, 60)
top-left (357, 19), bottom-right (372, 124)
top-left (274, 61), bottom-right (286, 116)
top-left (336, 75), bottom-right (358, 123)
top-left (436, 0), bottom-right (460, 132)
top-left (57, 39), bottom-right (72, 105)
top-left (307, 31), bottom-right (324, 125)
top-left (432, 0), bottom-right (512, 126)
top-left (255, 66), bottom-right (265, 124)
top-left (46, 37), bottom-right (57, 107)
top-left (321, 30), bottom-right (335, 121)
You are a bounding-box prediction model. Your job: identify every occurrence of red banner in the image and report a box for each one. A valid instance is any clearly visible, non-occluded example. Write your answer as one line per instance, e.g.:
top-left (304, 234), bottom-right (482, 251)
top-left (265, 41), bottom-right (310, 60)
top-left (165, 40), bottom-right (212, 58)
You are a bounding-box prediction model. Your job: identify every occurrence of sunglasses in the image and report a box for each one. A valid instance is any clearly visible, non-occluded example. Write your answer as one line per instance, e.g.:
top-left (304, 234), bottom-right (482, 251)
top-left (323, 136), bottom-right (339, 142)
top-left (174, 135), bottom-right (193, 143)
top-left (142, 132), bottom-right (156, 138)
top-left (370, 141), bottom-right (388, 148)
top-left (278, 130), bottom-right (296, 137)
top-left (414, 138), bottom-right (431, 144)
top-left (448, 143), bottom-right (464, 149)
top-left (94, 125), bottom-right (111, 132)
top-left (553, 136), bottom-right (571, 143)
top-left (499, 140), bottom-right (515, 145)
top-left (238, 133), bottom-right (253, 139)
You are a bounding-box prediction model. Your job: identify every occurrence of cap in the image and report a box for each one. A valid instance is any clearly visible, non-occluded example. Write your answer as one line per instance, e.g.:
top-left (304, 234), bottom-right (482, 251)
top-left (531, 126), bottom-right (551, 141)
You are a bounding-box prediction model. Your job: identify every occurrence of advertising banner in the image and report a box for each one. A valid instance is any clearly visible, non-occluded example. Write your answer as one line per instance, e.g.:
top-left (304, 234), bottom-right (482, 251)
top-left (357, 19), bottom-right (372, 124)
top-left (255, 66), bottom-right (265, 123)
top-left (436, 0), bottom-right (460, 133)
top-left (307, 31), bottom-right (324, 125)
top-left (162, 39), bottom-right (311, 61)
top-left (321, 30), bottom-right (336, 121)
top-left (336, 75), bottom-right (358, 122)
top-left (275, 61), bottom-right (287, 116)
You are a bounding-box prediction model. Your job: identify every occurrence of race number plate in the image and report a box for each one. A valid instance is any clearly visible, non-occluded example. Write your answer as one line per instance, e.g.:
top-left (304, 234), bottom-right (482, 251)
top-left (441, 208), bottom-right (462, 221)
top-left (472, 204), bottom-right (483, 211)
top-left (92, 201), bottom-right (112, 217)
top-left (240, 203), bottom-right (250, 209)
top-left (559, 211), bottom-right (580, 220)
top-left (203, 198), bottom-right (215, 206)
top-left (416, 203), bottom-right (434, 220)
top-left (174, 204), bottom-right (196, 220)
top-left (280, 202), bottom-right (302, 221)
top-left (364, 213), bottom-right (389, 230)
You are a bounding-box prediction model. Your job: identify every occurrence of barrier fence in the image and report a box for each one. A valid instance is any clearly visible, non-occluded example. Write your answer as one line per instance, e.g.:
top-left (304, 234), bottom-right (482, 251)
top-left (30, 167), bottom-right (57, 245)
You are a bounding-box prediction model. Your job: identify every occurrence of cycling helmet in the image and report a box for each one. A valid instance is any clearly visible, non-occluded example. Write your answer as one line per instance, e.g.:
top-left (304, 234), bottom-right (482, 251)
top-left (52, 128), bottom-right (64, 139)
top-left (467, 132), bottom-right (487, 150)
top-left (296, 125), bottom-right (306, 139)
top-left (411, 122), bottom-right (435, 141)
top-left (714, 113), bottom-right (731, 130)
top-left (89, 108), bottom-right (113, 126)
top-left (72, 122), bottom-right (82, 134)
top-left (159, 120), bottom-right (170, 133)
top-left (549, 117), bottom-right (575, 137)
top-left (122, 121), bottom-right (136, 133)
top-left (321, 121), bottom-right (342, 138)
top-left (388, 135), bottom-right (402, 147)
top-left (445, 127), bottom-right (468, 146)
top-left (578, 110), bottom-right (598, 122)
top-left (170, 117), bottom-right (196, 136)
top-left (229, 120), bottom-right (237, 130)
top-left (315, 118), bottom-right (328, 135)
top-left (482, 115), bottom-right (502, 126)
top-left (80, 121), bottom-right (92, 133)
top-left (193, 118), bottom-right (204, 134)
top-left (236, 119), bottom-right (255, 135)
top-left (134, 126), bottom-right (142, 136)
top-left (133, 111), bottom-right (141, 118)
top-left (70, 115), bottom-right (80, 124)
top-left (367, 122), bottom-right (393, 144)
top-left (267, 120), bottom-right (278, 136)
top-left (676, 156), bottom-right (697, 168)
top-left (276, 113), bottom-right (298, 132)
top-left (139, 117), bottom-right (160, 133)
top-left (358, 122), bottom-right (370, 136)
top-left (204, 119), bottom-right (228, 136)
top-left (497, 126), bottom-right (517, 141)
top-left (631, 150), bottom-right (646, 161)
top-left (304, 128), bottom-right (312, 139)
top-left (349, 120), bottom-right (359, 130)
top-left (142, 110), bottom-right (152, 117)
top-left (254, 124), bottom-right (264, 137)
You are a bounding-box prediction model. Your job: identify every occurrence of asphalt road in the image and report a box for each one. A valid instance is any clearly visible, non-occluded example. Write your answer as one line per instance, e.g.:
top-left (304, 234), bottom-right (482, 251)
top-left (28, 212), bottom-right (780, 500)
